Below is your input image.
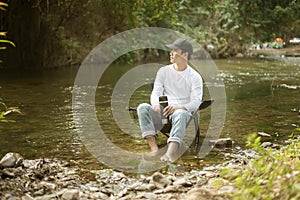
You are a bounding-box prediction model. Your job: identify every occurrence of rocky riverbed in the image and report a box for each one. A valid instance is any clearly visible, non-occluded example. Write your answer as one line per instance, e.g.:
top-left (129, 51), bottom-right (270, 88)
top-left (0, 143), bottom-right (262, 200)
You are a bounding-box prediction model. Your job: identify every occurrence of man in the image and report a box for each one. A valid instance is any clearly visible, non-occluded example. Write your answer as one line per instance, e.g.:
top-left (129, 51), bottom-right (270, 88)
top-left (137, 38), bottom-right (203, 162)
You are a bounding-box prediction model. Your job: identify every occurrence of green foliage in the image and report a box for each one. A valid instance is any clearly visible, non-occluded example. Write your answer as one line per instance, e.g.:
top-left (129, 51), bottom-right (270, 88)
top-left (0, 1), bottom-right (7, 11)
top-left (0, 1), bottom-right (15, 64)
top-left (237, 0), bottom-right (300, 42)
top-left (0, 102), bottom-right (21, 123)
top-left (4, 0), bottom-right (300, 66)
top-left (130, 0), bottom-right (181, 28)
top-left (0, 39), bottom-right (16, 48)
top-left (223, 134), bottom-right (300, 200)
top-left (0, 111), bottom-right (15, 123)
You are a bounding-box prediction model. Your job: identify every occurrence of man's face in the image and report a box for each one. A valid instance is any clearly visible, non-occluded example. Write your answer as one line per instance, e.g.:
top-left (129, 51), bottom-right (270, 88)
top-left (169, 48), bottom-right (187, 63)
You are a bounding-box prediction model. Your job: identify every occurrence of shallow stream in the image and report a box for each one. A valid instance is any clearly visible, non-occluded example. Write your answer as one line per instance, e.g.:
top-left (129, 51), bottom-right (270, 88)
top-left (0, 58), bottom-right (299, 171)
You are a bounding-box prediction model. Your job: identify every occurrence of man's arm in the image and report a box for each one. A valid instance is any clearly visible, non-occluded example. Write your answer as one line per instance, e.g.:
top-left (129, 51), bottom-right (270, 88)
top-left (151, 68), bottom-right (164, 114)
top-left (182, 73), bottom-right (203, 113)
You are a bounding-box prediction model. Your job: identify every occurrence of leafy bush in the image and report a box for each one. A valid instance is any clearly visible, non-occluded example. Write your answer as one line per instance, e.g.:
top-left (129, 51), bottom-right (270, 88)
top-left (223, 134), bottom-right (300, 200)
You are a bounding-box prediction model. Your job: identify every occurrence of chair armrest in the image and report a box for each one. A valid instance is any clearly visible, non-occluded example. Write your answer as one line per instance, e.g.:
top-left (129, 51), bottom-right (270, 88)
top-left (199, 99), bottom-right (214, 110)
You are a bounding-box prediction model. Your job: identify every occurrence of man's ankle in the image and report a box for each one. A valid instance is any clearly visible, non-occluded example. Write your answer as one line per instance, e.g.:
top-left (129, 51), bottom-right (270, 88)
top-left (146, 135), bottom-right (158, 152)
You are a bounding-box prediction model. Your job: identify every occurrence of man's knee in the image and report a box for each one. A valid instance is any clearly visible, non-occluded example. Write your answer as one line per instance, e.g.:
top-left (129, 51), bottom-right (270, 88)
top-left (172, 109), bottom-right (190, 122)
top-left (137, 103), bottom-right (151, 114)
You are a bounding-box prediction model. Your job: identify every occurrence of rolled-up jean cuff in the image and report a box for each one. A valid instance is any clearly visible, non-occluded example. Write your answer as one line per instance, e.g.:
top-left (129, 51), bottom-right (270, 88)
top-left (167, 137), bottom-right (182, 144)
top-left (142, 131), bottom-right (156, 139)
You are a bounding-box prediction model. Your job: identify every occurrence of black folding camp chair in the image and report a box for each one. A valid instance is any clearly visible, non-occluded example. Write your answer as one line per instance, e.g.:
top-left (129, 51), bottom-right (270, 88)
top-left (128, 99), bottom-right (213, 149)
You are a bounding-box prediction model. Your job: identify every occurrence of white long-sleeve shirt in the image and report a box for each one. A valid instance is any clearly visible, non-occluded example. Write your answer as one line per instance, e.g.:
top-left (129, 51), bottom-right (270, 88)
top-left (150, 64), bottom-right (203, 113)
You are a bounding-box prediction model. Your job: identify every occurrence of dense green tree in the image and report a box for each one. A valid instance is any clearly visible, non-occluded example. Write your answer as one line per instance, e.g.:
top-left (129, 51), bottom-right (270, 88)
top-left (0, 0), bottom-right (299, 68)
top-left (237, 0), bottom-right (300, 42)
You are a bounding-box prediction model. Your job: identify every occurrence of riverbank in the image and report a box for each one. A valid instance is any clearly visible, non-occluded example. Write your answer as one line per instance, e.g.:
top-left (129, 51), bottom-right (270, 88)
top-left (0, 151), bottom-right (243, 200)
top-left (248, 45), bottom-right (300, 57)
top-left (1, 135), bottom-right (299, 200)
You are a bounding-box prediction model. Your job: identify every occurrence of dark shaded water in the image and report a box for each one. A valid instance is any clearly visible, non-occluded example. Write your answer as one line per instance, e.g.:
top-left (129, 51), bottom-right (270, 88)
top-left (0, 58), bottom-right (299, 170)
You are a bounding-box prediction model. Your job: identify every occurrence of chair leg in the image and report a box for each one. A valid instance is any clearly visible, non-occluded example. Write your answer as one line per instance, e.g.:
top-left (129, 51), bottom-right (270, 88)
top-left (194, 115), bottom-right (200, 150)
top-left (195, 126), bottom-right (200, 150)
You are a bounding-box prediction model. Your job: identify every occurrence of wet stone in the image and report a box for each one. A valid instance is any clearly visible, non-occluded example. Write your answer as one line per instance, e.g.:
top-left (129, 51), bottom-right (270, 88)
top-left (173, 177), bottom-right (193, 187)
top-left (183, 188), bottom-right (216, 200)
top-left (164, 185), bottom-right (178, 193)
top-left (209, 138), bottom-right (234, 148)
top-left (151, 172), bottom-right (171, 189)
top-left (61, 189), bottom-right (79, 200)
top-left (21, 194), bottom-right (35, 200)
top-left (40, 181), bottom-right (56, 190)
top-left (136, 192), bottom-right (155, 199)
top-left (218, 185), bottom-right (235, 194)
top-left (0, 153), bottom-right (23, 169)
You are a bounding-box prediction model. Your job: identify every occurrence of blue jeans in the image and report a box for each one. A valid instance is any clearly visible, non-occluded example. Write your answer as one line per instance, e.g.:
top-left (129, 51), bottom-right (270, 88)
top-left (137, 103), bottom-right (192, 144)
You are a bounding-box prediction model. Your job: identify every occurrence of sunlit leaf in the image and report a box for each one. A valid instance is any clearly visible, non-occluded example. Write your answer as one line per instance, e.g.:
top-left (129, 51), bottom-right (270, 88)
top-left (0, 119), bottom-right (15, 123)
top-left (4, 108), bottom-right (22, 116)
top-left (0, 32), bottom-right (7, 36)
top-left (0, 40), bottom-right (16, 47)
top-left (0, 2), bottom-right (8, 6)
top-left (0, 2), bottom-right (8, 11)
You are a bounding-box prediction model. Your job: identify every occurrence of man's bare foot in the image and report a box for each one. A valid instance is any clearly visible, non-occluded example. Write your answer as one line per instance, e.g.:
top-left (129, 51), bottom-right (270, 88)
top-left (147, 150), bottom-right (160, 157)
top-left (160, 154), bottom-right (174, 162)
top-left (160, 142), bottom-right (179, 162)
top-left (143, 150), bottom-right (161, 161)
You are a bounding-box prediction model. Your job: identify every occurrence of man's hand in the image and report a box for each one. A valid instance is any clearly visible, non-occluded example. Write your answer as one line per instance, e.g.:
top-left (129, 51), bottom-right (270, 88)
top-left (163, 105), bottom-right (186, 116)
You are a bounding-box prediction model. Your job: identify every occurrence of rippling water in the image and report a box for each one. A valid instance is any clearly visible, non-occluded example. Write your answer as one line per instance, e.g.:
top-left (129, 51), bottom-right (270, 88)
top-left (0, 58), bottom-right (299, 170)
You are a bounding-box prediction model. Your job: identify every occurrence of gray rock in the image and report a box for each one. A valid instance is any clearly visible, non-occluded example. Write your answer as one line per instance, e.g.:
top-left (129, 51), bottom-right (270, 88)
top-left (261, 142), bottom-right (280, 149)
top-left (183, 188), bottom-right (216, 200)
top-left (40, 181), bottom-right (56, 190)
top-left (33, 189), bottom-right (45, 196)
top-left (35, 194), bottom-right (56, 200)
top-left (164, 185), bottom-right (178, 193)
top-left (151, 172), bottom-right (170, 189)
top-left (35, 189), bottom-right (67, 200)
top-left (154, 188), bottom-right (165, 194)
top-left (117, 188), bottom-right (128, 198)
top-left (90, 192), bottom-right (109, 199)
top-left (209, 138), bottom-right (233, 148)
top-left (173, 178), bottom-right (192, 187)
top-left (218, 185), bottom-right (235, 194)
top-left (135, 183), bottom-right (155, 191)
top-left (22, 160), bottom-right (38, 169)
top-left (0, 152), bottom-right (23, 168)
top-left (146, 183), bottom-right (156, 191)
top-left (21, 194), bottom-right (35, 200)
top-left (136, 192), bottom-right (155, 199)
top-left (61, 189), bottom-right (79, 200)
top-left (2, 168), bottom-right (17, 177)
